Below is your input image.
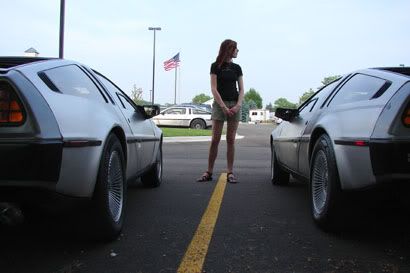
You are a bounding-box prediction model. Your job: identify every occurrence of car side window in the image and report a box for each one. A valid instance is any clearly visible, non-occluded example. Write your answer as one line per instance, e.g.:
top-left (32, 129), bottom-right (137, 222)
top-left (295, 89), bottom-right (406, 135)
top-left (192, 108), bottom-right (210, 114)
top-left (164, 108), bottom-right (186, 115)
top-left (329, 73), bottom-right (387, 106)
top-left (42, 65), bottom-right (105, 103)
top-left (96, 73), bottom-right (146, 117)
top-left (297, 80), bottom-right (340, 116)
top-left (117, 94), bottom-right (136, 111)
top-left (298, 99), bottom-right (317, 115)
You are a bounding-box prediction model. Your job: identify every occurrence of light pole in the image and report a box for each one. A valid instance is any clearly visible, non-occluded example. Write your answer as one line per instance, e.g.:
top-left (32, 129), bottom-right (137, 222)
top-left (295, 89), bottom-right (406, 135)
top-left (148, 27), bottom-right (161, 105)
top-left (59, 0), bottom-right (65, 58)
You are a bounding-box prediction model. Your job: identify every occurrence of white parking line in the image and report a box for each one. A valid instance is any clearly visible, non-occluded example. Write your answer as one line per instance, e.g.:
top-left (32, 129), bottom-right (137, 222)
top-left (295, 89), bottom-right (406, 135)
top-left (164, 134), bottom-right (244, 143)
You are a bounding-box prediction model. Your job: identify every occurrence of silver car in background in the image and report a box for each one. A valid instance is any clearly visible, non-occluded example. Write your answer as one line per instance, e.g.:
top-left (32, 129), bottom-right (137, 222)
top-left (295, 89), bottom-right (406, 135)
top-left (0, 57), bottom-right (163, 240)
top-left (152, 105), bottom-right (212, 129)
top-left (271, 67), bottom-right (410, 230)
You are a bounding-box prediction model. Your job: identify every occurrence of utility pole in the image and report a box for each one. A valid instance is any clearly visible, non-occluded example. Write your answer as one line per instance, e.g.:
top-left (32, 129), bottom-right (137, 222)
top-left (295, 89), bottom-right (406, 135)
top-left (59, 0), bottom-right (65, 58)
top-left (148, 27), bottom-right (161, 105)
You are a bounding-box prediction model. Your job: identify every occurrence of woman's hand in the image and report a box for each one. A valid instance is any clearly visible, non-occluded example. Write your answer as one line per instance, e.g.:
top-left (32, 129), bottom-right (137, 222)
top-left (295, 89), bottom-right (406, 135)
top-left (229, 104), bottom-right (241, 114)
top-left (222, 105), bottom-right (234, 117)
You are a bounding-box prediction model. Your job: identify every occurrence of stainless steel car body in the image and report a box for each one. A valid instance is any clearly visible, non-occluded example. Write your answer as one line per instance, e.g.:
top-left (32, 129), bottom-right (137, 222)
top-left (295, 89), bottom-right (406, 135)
top-left (152, 105), bottom-right (212, 129)
top-left (271, 67), bottom-right (410, 190)
top-left (0, 57), bottom-right (162, 198)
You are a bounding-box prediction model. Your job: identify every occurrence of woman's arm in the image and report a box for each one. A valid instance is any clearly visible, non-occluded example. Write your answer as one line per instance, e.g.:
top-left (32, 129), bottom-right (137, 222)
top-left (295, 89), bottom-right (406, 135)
top-left (210, 74), bottom-right (232, 115)
top-left (230, 76), bottom-right (244, 113)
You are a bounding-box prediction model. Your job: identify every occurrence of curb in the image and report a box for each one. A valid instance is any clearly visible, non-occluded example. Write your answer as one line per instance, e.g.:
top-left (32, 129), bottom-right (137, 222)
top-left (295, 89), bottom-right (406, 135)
top-left (164, 134), bottom-right (244, 143)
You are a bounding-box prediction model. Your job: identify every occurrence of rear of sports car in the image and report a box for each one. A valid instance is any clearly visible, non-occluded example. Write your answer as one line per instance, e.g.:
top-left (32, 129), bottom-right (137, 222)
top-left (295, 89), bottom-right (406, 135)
top-left (0, 63), bottom-right (65, 203)
top-left (370, 79), bottom-right (410, 185)
top-left (0, 58), bottom-right (108, 204)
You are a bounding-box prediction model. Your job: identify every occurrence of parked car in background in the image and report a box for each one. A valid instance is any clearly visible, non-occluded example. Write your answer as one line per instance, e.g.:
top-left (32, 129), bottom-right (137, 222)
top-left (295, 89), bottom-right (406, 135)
top-left (270, 67), bottom-right (410, 230)
top-left (152, 104), bottom-right (212, 129)
top-left (178, 102), bottom-right (212, 112)
top-left (0, 57), bottom-right (163, 240)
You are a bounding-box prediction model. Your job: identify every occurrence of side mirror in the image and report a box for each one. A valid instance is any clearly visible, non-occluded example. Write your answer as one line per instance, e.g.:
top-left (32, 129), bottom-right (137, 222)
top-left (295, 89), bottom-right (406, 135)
top-left (143, 105), bottom-right (161, 118)
top-left (275, 107), bottom-right (298, 122)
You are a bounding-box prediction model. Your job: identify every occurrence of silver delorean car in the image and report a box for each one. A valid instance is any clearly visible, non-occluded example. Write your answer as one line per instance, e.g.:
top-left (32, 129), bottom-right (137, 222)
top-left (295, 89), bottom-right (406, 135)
top-left (271, 67), bottom-right (410, 230)
top-left (0, 57), bottom-right (163, 239)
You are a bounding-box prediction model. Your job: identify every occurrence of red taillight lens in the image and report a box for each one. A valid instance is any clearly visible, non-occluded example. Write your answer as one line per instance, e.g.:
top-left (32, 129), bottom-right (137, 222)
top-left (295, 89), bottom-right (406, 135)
top-left (0, 82), bottom-right (25, 126)
top-left (403, 104), bottom-right (410, 127)
top-left (354, 140), bottom-right (367, 146)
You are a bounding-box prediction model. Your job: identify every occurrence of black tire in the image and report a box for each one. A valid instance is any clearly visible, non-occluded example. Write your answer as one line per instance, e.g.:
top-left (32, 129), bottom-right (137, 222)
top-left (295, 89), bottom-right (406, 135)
top-left (271, 144), bottom-right (290, 185)
top-left (92, 133), bottom-right (126, 240)
top-left (310, 134), bottom-right (342, 230)
top-left (141, 141), bottom-right (163, 187)
top-left (190, 119), bottom-right (206, 130)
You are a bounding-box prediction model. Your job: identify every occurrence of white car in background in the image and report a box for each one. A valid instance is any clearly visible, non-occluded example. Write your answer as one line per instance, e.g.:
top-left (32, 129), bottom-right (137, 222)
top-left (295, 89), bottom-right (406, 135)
top-left (152, 105), bottom-right (212, 129)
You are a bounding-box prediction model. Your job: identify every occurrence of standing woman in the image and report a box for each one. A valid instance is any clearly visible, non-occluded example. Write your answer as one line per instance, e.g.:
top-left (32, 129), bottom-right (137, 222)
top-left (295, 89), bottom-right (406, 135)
top-left (197, 39), bottom-right (244, 183)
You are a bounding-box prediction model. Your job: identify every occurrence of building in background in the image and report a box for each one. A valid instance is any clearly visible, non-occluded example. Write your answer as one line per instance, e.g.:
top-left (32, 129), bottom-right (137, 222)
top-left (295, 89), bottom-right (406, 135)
top-left (249, 109), bottom-right (271, 123)
top-left (24, 48), bottom-right (39, 57)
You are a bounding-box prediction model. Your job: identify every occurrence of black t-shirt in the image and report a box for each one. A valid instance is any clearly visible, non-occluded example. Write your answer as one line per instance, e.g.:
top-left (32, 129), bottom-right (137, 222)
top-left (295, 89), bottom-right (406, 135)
top-left (210, 61), bottom-right (242, 101)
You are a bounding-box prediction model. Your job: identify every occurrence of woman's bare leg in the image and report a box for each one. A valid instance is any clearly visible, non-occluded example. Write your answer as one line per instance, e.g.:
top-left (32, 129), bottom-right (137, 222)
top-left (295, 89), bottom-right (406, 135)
top-left (226, 119), bottom-right (239, 173)
top-left (207, 120), bottom-right (224, 174)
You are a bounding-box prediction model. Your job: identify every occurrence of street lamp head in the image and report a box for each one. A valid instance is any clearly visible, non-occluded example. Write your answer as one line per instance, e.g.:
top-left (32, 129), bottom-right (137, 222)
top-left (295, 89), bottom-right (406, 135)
top-left (148, 27), bottom-right (161, 31)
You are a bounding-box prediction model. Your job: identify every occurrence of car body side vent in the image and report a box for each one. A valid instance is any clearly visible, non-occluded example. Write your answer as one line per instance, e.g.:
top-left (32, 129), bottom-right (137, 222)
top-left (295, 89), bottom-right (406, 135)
top-left (372, 80), bottom-right (392, 99)
top-left (38, 72), bottom-right (60, 92)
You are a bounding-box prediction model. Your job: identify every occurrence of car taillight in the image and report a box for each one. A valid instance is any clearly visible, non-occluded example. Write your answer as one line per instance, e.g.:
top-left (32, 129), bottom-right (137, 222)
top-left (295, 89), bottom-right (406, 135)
top-left (403, 103), bottom-right (410, 127)
top-left (0, 82), bottom-right (25, 126)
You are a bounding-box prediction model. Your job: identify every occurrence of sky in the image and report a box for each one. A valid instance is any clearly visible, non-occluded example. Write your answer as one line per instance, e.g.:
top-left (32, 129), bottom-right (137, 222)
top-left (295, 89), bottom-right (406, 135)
top-left (2, 0), bottom-right (410, 106)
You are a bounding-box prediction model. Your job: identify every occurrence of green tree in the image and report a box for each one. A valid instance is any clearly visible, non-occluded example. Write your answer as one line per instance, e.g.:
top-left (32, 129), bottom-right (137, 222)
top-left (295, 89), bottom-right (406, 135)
top-left (192, 93), bottom-right (211, 104)
top-left (241, 101), bottom-right (250, 122)
top-left (248, 99), bottom-right (258, 110)
top-left (321, 75), bottom-right (341, 86)
top-left (244, 88), bottom-right (263, 109)
top-left (131, 84), bottom-right (143, 104)
top-left (299, 88), bottom-right (315, 105)
top-left (273, 98), bottom-right (297, 111)
top-left (265, 103), bottom-right (274, 112)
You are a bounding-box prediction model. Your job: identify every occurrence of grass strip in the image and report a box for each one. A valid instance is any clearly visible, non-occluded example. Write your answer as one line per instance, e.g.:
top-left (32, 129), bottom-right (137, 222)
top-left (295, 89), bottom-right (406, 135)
top-left (161, 127), bottom-right (212, 137)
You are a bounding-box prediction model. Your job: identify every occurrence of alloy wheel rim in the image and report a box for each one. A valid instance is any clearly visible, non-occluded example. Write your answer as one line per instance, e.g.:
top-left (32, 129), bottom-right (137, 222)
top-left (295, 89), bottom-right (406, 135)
top-left (107, 151), bottom-right (124, 222)
top-left (312, 150), bottom-right (328, 214)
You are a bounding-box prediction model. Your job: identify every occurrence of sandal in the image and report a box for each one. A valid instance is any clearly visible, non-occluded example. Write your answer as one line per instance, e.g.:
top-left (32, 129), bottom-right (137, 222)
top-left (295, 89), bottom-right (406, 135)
top-left (227, 172), bottom-right (238, 183)
top-left (197, 171), bottom-right (213, 182)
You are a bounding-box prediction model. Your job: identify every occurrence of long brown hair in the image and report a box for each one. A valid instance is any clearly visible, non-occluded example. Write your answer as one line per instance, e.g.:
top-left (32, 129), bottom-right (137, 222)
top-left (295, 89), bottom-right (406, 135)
top-left (215, 39), bottom-right (237, 68)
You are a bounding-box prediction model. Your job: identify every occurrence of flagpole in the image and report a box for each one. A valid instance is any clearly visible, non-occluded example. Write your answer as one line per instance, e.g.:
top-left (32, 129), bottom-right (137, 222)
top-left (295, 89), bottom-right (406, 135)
top-left (174, 66), bottom-right (177, 104)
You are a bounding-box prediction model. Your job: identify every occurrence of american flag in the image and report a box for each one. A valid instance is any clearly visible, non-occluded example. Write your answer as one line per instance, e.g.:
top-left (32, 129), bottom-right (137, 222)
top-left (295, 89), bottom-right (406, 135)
top-left (163, 53), bottom-right (180, 71)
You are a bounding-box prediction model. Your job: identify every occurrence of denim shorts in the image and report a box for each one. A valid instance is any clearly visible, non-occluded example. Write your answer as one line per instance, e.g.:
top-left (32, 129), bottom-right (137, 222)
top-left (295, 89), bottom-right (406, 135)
top-left (211, 101), bottom-right (241, 122)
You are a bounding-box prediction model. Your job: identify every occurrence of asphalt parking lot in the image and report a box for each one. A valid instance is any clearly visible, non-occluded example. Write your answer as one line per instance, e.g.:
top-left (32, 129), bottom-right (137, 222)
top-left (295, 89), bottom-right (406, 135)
top-left (0, 123), bottom-right (409, 273)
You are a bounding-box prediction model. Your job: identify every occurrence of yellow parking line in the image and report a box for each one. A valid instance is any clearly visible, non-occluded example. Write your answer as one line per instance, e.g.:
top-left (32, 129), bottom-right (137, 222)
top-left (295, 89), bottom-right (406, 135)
top-left (177, 173), bottom-right (227, 273)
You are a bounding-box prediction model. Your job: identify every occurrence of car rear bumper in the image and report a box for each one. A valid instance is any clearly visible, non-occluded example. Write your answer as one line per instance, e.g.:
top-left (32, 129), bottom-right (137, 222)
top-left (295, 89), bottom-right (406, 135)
top-left (334, 138), bottom-right (410, 190)
top-left (0, 138), bottom-right (103, 198)
top-left (370, 139), bottom-right (410, 182)
top-left (0, 139), bottom-right (63, 182)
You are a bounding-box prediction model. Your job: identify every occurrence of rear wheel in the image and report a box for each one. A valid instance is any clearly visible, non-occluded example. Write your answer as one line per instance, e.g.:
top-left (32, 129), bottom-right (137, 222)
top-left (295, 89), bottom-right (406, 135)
top-left (92, 133), bottom-right (126, 240)
top-left (190, 119), bottom-right (206, 129)
top-left (141, 141), bottom-right (163, 187)
top-left (271, 144), bottom-right (290, 185)
top-left (310, 134), bottom-right (342, 230)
